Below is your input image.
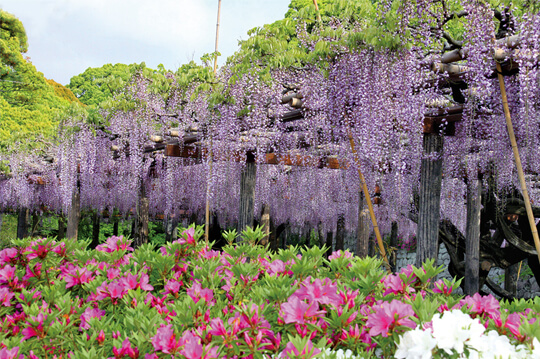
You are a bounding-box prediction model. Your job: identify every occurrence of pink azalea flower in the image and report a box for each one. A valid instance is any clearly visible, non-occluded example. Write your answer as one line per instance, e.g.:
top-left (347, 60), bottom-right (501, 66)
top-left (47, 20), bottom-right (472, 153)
top-left (96, 236), bottom-right (134, 253)
top-left (111, 338), bottom-right (139, 359)
top-left (179, 331), bottom-right (219, 359)
top-left (280, 296), bottom-right (326, 324)
top-left (21, 313), bottom-right (46, 341)
top-left (0, 347), bottom-right (21, 359)
top-left (0, 248), bottom-right (18, 266)
top-left (0, 287), bottom-right (14, 306)
top-left (60, 265), bottom-right (95, 289)
top-left (26, 241), bottom-right (53, 261)
top-left (366, 300), bottom-right (416, 337)
top-left (293, 277), bottom-right (343, 307)
top-left (208, 317), bottom-right (229, 337)
top-left (107, 268), bottom-right (121, 280)
top-left (460, 293), bottom-right (500, 319)
top-left (328, 250), bottom-right (353, 261)
top-left (187, 282), bottom-right (215, 305)
top-left (0, 265), bottom-right (17, 286)
top-left (432, 279), bottom-right (453, 295)
top-left (80, 307), bottom-right (106, 330)
top-left (152, 325), bottom-right (182, 354)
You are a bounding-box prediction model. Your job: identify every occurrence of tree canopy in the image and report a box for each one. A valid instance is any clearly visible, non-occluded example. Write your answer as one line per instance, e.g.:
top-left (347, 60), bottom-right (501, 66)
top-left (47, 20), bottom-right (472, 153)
top-left (0, 10), bottom-right (82, 152)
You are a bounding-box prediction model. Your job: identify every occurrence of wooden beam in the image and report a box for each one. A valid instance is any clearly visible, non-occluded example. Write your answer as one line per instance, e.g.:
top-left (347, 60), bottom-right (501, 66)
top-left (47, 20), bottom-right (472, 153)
top-left (17, 208), bottom-right (29, 239)
top-left (66, 188), bottom-right (80, 240)
top-left (238, 161), bottom-right (257, 237)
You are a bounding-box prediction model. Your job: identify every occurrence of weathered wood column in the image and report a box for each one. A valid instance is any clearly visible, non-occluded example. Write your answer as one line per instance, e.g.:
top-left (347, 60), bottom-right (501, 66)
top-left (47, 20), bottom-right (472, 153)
top-left (325, 231), bottom-right (333, 258)
top-left (390, 222), bottom-right (399, 272)
top-left (57, 215), bottom-right (66, 239)
top-left (66, 188), bottom-right (81, 240)
top-left (90, 212), bottom-right (101, 249)
top-left (260, 205), bottom-right (270, 246)
top-left (335, 214), bottom-right (345, 251)
top-left (133, 184), bottom-right (149, 248)
top-left (416, 133), bottom-right (444, 267)
top-left (165, 213), bottom-right (180, 242)
top-left (505, 263), bottom-right (519, 296)
top-left (356, 192), bottom-right (370, 258)
top-left (238, 153), bottom-right (257, 237)
top-left (17, 208), bottom-right (29, 239)
top-left (464, 177), bottom-right (482, 295)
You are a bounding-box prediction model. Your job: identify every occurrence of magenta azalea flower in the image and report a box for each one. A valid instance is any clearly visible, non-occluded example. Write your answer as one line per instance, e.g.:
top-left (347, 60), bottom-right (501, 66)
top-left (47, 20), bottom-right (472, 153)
top-left (280, 296), bottom-right (326, 324)
top-left (460, 293), bottom-right (500, 319)
top-left (293, 277), bottom-right (343, 307)
top-left (0, 265), bottom-right (17, 286)
top-left (152, 325), bottom-right (182, 354)
top-left (60, 264), bottom-right (95, 288)
top-left (0, 347), bottom-right (21, 359)
top-left (0, 287), bottom-right (14, 306)
top-left (187, 282), bottom-right (215, 305)
top-left (79, 307), bottom-right (106, 330)
top-left (0, 248), bottom-right (18, 266)
top-left (366, 300), bottom-right (416, 337)
top-left (96, 236), bottom-right (134, 253)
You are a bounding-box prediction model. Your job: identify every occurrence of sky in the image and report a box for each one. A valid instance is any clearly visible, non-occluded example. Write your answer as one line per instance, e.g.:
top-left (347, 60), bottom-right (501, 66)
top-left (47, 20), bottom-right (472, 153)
top-left (0, 0), bottom-right (292, 85)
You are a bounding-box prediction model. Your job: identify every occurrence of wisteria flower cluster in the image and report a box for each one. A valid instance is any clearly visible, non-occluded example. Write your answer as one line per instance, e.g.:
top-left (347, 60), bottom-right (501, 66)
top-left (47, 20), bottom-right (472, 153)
top-left (0, 231), bottom-right (539, 358)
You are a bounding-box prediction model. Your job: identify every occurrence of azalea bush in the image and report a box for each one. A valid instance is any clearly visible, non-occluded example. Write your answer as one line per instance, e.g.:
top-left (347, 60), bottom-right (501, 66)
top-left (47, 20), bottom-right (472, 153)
top-left (0, 228), bottom-right (539, 359)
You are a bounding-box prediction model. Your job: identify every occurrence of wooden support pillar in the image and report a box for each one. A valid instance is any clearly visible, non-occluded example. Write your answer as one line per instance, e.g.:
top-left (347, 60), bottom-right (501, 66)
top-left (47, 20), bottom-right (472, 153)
top-left (165, 213), bottom-right (180, 242)
top-left (57, 215), bottom-right (66, 240)
top-left (67, 189), bottom-right (81, 240)
top-left (133, 184), bottom-right (149, 248)
top-left (113, 218), bottom-right (119, 237)
top-left (17, 208), bottom-right (29, 239)
top-left (31, 213), bottom-right (40, 237)
top-left (356, 191), bottom-right (370, 257)
top-left (238, 157), bottom-right (257, 237)
top-left (390, 222), bottom-right (399, 272)
top-left (90, 212), bottom-right (101, 249)
top-left (505, 263), bottom-right (519, 296)
top-left (416, 133), bottom-right (444, 267)
top-left (260, 205), bottom-right (270, 246)
top-left (464, 177), bottom-right (482, 295)
top-left (325, 231), bottom-right (333, 258)
top-left (335, 214), bottom-right (345, 251)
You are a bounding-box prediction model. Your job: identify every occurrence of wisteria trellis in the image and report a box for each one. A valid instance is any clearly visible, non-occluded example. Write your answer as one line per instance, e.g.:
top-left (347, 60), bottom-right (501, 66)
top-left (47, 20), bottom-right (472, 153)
top-left (2, 2), bottom-right (540, 240)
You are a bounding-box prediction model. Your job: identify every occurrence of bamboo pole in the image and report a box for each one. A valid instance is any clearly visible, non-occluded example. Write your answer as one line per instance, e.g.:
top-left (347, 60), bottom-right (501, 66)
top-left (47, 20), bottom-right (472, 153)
top-left (205, 0), bottom-right (222, 244)
top-left (313, 0), bottom-right (322, 23)
top-left (496, 61), bottom-right (540, 264)
top-left (346, 127), bottom-right (390, 267)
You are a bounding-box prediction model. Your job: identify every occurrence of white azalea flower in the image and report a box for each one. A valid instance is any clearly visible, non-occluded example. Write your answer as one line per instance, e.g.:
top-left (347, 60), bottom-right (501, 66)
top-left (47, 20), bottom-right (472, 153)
top-left (431, 310), bottom-right (485, 355)
top-left (395, 326), bottom-right (436, 359)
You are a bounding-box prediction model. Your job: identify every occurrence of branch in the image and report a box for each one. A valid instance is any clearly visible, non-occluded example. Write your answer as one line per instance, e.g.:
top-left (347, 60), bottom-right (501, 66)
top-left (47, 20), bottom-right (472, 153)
top-left (443, 31), bottom-right (463, 48)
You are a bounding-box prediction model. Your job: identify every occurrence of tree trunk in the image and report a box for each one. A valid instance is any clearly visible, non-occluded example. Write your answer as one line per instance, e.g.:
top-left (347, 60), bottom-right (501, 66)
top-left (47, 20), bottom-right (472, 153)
top-left (17, 208), bottom-right (29, 239)
top-left (260, 205), bottom-right (270, 246)
top-left (465, 177), bottom-right (482, 295)
top-left (505, 263), bottom-right (519, 296)
top-left (133, 184), bottom-right (149, 248)
top-left (238, 161), bottom-right (257, 237)
top-left (0, 213), bottom-right (3, 236)
top-left (416, 133), bottom-right (444, 267)
top-left (335, 215), bottom-right (345, 251)
top-left (356, 191), bottom-right (370, 258)
top-left (67, 189), bottom-right (81, 240)
top-left (57, 215), bottom-right (66, 240)
top-left (90, 212), bottom-right (101, 249)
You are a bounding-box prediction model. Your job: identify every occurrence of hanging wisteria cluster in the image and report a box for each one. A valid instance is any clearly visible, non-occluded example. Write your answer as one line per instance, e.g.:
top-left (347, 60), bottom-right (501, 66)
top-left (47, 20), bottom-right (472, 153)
top-left (2, 2), bottom-right (540, 239)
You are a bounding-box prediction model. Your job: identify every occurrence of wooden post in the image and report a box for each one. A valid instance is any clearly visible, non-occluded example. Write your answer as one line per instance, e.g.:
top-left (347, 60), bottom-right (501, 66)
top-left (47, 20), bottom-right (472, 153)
top-left (346, 127), bottom-right (389, 267)
top-left (66, 189), bottom-right (80, 239)
top-left (165, 213), bottom-right (180, 242)
top-left (17, 208), bottom-right (29, 239)
top-left (31, 213), bottom-right (40, 237)
top-left (57, 215), bottom-right (66, 239)
top-left (505, 263), bottom-right (519, 296)
top-left (390, 221), bottom-right (399, 272)
top-left (213, 0), bottom-right (222, 73)
top-left (238, 158), bottom-right (257, 237)
top-left (356, 191), bottom-right (370, 257)
top-left (260, 205), bottom-right (270, 246)
top-left (90, 212), bottom-right (101, 249)
top-left (325, 231), bottom-right (333, 258)
top-left (133, 184), bottom-right (149, 248)
top-left (113, 218), bottom-right (119, 236)
top-left (464, 177), bottom-right (482, 295)
top-left (416, 133), bottom-right (444, 267)
top-left (312, 0), bottom-right (322, 23)
top-left (496, 62), bottom-right (540, 265)
top-left (335, 214), bottom-right (345, 251)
